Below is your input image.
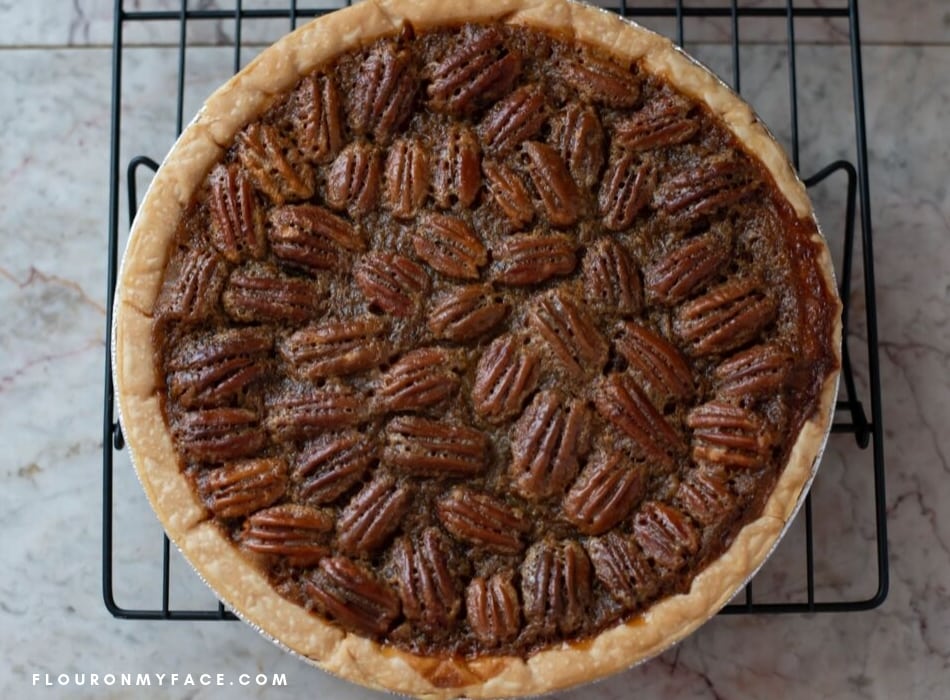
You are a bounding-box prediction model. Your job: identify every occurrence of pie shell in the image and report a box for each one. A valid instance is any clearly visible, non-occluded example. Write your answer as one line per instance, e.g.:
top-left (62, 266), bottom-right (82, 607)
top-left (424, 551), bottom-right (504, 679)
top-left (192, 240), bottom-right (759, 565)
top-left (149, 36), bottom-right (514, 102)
top-left (112, 1), bottom-right (842, 697)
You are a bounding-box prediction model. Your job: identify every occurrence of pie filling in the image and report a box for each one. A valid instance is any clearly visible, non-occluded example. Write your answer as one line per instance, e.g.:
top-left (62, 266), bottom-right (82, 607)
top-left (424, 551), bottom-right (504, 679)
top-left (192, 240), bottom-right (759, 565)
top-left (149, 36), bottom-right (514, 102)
top-left (152, 22), bottom-right (837, 658)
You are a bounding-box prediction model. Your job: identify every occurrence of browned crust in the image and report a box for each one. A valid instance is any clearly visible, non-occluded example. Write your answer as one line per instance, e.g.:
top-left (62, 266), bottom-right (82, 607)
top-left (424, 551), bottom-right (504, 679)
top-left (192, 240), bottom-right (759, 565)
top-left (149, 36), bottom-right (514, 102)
top-left (112, 1), bottom-right (842, 697)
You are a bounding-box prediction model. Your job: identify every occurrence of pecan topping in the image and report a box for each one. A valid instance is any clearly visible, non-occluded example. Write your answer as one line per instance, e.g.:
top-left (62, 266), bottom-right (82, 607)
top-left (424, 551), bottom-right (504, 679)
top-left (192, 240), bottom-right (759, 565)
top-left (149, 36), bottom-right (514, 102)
top-left (643, 228), bottom-right (731, 306)
top-left (412, 213), bottom-right (487, 280)
top-left (337, 472), bottom-right (412, 555)
top-left (383, 416), bottom-right (488, 478)
top-left (376, 347), bottom-right (461, 413)
top-left (433, 125), bottom-right (481, 209)
top-left (614, 93), bottom-right (698, 152)
top-left (427, 26), bottom-right (522, 115)
top-left (492, 233), bottom-right (576, 286)
top-left (599, 150), bottom-right (653, 231)
top-left (633, 501), bottom-right (699, 571)
top-left (674, 277), bottom-right (777, 356)
top-left (304, 557), bottom-right (401, 636)
top-left (265, 383), bottom-right (365, 443)
top-left (656, 155), bottom-right (758, 221)
top-left (172, 408), bottom-right (265, 462)
top-left (714, 344), bottom-right (794, 399)
top-left (551, 102), bottom-right (604, 190)
top-left (483, 160), bottom-right (535, 229)
top-left (466, 572), bottom-right (522, 647)
top-left (586, 532), bottom-right (656, 609)
top-left (222, 264), bottom-right (322, 324)
top-left (477, 84), bottom-right (547, 156)
top-left (295, 432), bottom-right (377, 505)
top-left (392, 528), bottom-right (461, 631)
top-left (168, 327), bottom-right (272, 409)
top-left (528, 290), bottom-right (609, 380)
top-left (384, 138), bottom-right (429, 219)
top-left (236, 123), bottom-right (314, 204)
top-left (427, 284), bottom-right (509, 342)
top-left (325, 141), bottom-right (382, 218)
top-left (560, 55), bottom-right (640, 108)
top-left (582, 238), bottom-right (642, 316)
top-left (594, 373), bottom-right (684, 466)
top-left (267, 204), bottom-right (365, 273)
top-left (195, 457), bottom-right (287, 518)
top-left (239, 503), bottom-right (333, 566)
top-left (522, 141), bottom-right (581, 228)
top-left (349, 42), bottom-right (417, 143)
top-left (521, 539), bottom-right (591, 636)
top-left (279, 316), bottom-right (389, 380)
top-left (208, 163), bottom-right (265, 263)
top-left (615, 322), bottom-right (694, 404)
top-left (472, 334), bottom-right (540, 423)
top-left (675, 466), bottom-right (737, 526)
top-left (354, 251), bottom-right (430, 317)
top-left (155, 248), bottom-right (228, 323)
top-left (510, 390), bottom-right (590, 501)
top-left (687, 400), bottom-right (774, 470)
top-left (437, 487), bottom-right (531, 553)
top-left (287, 73), bottom-right (344, 163)
top-left (562, 451), bottom-right (646, 535)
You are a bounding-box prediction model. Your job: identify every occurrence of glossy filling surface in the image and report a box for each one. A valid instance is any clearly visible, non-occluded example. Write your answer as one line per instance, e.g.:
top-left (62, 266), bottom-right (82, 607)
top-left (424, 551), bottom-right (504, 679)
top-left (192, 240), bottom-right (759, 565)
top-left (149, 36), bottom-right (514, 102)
top-left (153, 23), bottom-right (837, 657)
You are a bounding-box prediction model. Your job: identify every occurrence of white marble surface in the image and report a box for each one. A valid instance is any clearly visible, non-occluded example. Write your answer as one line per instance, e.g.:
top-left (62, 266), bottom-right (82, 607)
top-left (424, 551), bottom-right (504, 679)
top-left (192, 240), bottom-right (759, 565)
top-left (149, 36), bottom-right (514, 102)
top-left (1, 1), bottom-right (949, 698)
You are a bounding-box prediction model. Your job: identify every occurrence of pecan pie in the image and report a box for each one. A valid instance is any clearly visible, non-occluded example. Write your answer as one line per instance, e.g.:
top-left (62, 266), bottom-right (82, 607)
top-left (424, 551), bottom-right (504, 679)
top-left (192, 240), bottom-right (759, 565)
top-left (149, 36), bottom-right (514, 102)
top-left (112, 1), bottom-right (841, 697)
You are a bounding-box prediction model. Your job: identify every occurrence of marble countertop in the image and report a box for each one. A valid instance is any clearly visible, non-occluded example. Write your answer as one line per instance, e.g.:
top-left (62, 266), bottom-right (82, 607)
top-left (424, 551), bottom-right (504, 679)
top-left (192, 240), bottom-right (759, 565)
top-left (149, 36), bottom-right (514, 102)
top-left (2, 1), bottom-right (948, 698)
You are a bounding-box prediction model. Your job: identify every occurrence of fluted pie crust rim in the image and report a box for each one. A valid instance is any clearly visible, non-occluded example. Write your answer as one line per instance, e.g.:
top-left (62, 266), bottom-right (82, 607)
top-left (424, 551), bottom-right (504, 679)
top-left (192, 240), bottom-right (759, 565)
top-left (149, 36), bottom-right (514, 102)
top-left (112, 0), bottom-right (842, 697)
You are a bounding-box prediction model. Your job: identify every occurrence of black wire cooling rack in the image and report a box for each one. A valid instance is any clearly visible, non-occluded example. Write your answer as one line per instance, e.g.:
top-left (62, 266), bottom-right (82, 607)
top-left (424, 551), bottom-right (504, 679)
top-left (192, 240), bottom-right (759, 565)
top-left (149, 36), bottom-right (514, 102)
top-left (103, 0), bottom-right (888, 621)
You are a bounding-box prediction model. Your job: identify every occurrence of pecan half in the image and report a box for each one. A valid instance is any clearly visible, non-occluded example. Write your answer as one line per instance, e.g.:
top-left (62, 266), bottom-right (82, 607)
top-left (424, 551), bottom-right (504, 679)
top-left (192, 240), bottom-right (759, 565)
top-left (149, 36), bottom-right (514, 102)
top-left (392, 528), bottom-right (461, 631)
top-left (337, 472), bottom-right (412, 555)
top-left (582, 237), bottom-right (642, 316)
top-left (615, 321), bottom-right (694, 403)
top-left (279, 316), bottom-right (389, 381)
top-left (585, 531), bottom-right (657, 609)
top-left (562, 450), bottom-right (646, 535)
top-left (295, 432), bottom-right (377, 505)
top-left (674, 277), bottom-right (777, 356)
top-left (195, 457), bottom-right (287, 518)
top-left (643, 228), bottom-right (732, 306)
top-left (354, 251), bottom-right (430, 317)
top-left (492, 233), bottom-right (576, 286)
top-left (433, 125), bottom-right (481, 209)
top-left (349, 42), bottom-right (417, 143)
top-left (267, 204), bottom-right (365, 273)
top-left (613, 93), bottom-right (698, 152)
top-left (222, 264), bottom-right (322, 324)
top-left (510, 390), bottom-right (590, 501)
top-left (483, 160), bottom-right (535, 229)
top-left (477, 84), bottom-right (547, 156)
top-left (522, 141), bottom-right (581, 228)
top-left (599, 150), bottom-right (653, 231)
top-left (560, 55), bottom-right (640, 108)
top-left (675, 465), bottom-right (737, 526)
top-left (239, 503), bottom-right (333, 566)
top-left (714, 344), bottom-right (794, 399)
top-left (383, 416), bottom-right (488, 478)
top-left (265, 383), bottom-right (365, 443)
top-left (384, 138), bottom-right (430, 219)
top-left (208, 163), bottom-right (265, 263)
top-left (655, 154), bottom-right (758, 221)
top-left (427, 284), bottom-right (509, 342)
top-left (551, 102), bottom-right (605, 190)
top-left (155, 248), bottom-right (228, 323)
top-left (594, 373), bottom-right (684, 467)
top-left (236, 123), bottom-right (314, 204)
top-left (325, 141), bottom-right (382, 218)
top-left (528, 290), bottom-right (609, 380)
top-left (376, 347), bottom-right (461, 413)
top-left (472, 334), bottom-right (540, 423)
top-left (687, 400), bottom-right (774, 470)
top-left (466, 572), bottom-right (522, 647)
top-left (303, 557), bottom-right (401, 636)
top-left (287, 73), bottom-right (344, 163)
top-left (172, 408), bottom-right (265, 462)
top-left (412, 213), bottom-right (487, 280)
top-left (427, 26), bottom-right (522, 115)
top-left (632, 501), bottom-right (699, 571)
top-left (437, 487), bottom-right (530, 554)
top-left (521, 539), bottom-right (591, 636)
top-left (168, 327), bottom-right (272, 408)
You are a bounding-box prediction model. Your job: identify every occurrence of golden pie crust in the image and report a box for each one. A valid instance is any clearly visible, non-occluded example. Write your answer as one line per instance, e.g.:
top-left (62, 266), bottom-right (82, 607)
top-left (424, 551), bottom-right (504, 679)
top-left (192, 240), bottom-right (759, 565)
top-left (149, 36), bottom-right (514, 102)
top-left (112, 1), bottom-right (842, 697)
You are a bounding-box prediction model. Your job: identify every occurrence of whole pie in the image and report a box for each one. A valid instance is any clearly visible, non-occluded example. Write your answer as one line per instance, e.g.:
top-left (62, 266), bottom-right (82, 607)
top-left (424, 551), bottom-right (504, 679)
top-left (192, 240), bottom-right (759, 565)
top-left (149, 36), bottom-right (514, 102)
top-left (112, 0), bottom-right (841, 697)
